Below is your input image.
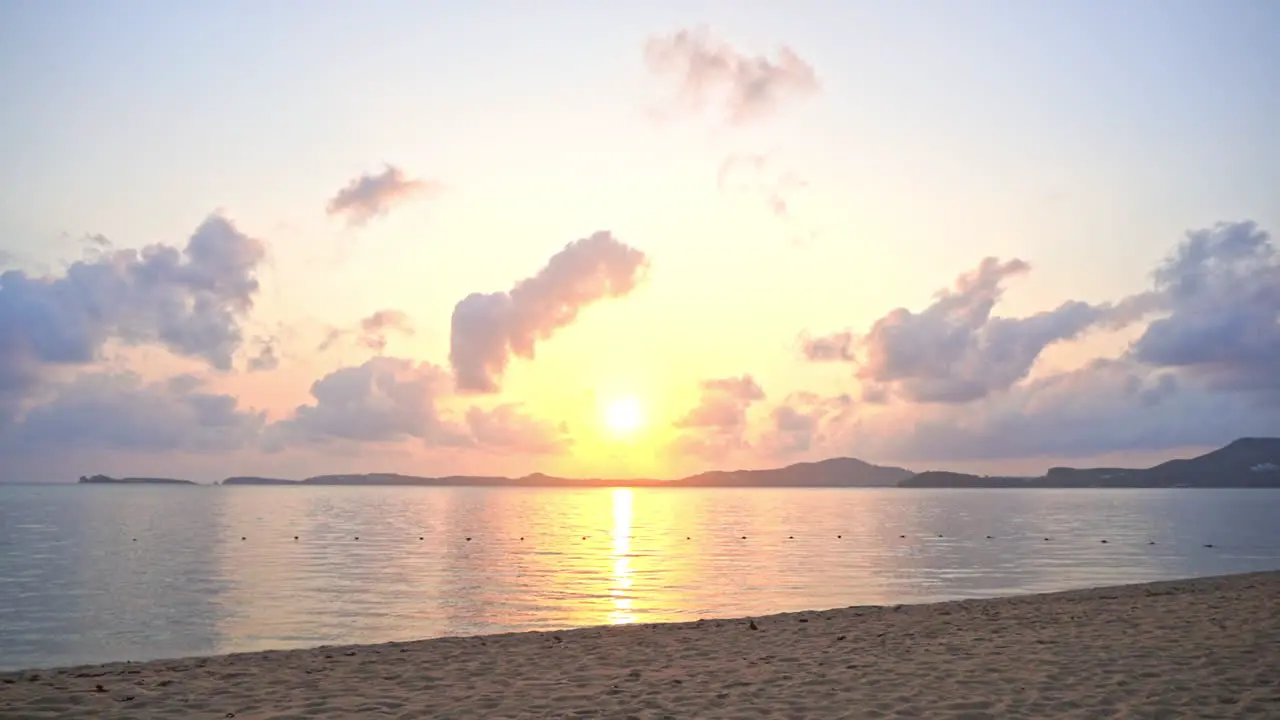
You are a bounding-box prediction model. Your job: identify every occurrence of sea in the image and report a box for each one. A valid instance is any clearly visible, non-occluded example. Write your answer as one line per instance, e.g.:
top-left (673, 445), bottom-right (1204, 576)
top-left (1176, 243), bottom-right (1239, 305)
top-left (1, 484), bottom-right (1278, 672)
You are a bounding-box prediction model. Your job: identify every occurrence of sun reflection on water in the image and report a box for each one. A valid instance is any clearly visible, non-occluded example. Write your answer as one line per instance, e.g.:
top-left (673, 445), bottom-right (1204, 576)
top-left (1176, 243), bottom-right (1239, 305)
top-left (608, 488), bottom-right (635, 625)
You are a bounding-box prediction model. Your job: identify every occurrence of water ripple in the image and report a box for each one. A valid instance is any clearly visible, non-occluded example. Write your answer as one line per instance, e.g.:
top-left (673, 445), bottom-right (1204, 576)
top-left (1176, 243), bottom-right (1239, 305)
top-left (0, 485), bottom-right (1277, 670)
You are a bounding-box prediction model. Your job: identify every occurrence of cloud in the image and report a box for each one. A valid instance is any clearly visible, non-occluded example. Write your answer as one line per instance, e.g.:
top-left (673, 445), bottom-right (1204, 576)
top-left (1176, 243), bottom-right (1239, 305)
top-left (675, 375), bottom-right (765, 429)
top-left (326, 166), bottom-right (439, 225)
top-left (246, 336), bottom-right (279, 372)
top-left (465, 404), bottom-right (571, 455)
top-left (781, 219), bottom-right (1280, 463)
top-left (799, 331), bottom-right (854, 362)
top-left (857, 358), bottom-right (1280, 463)
top-left (645, 28), bottom-right (819, 124)
top-left (358, 310), bottom-right (414, 351)
top-left (449, 231), bottom-right (648, 393)
top-left (801, 221), bottom-right (1277, 410)
top-left (270, 359), bottom-right (571, 455)
top-left (270, 357), bottom-right (467, 446)
top-left (857, 257), bottom-right (1110, 403)
top-left (717, 153), bottom-right (809, 220)
top-left (805, 257), bottom-right (1148, 404)
top-left (319, 309), bottom-right (415, 353)
top-left (0, 213), bottom-right (266, 421)
top-left (2, 371), bottom-right (265, 454)
top-left (758, 392), bottom-right (854, 457)
top-left (670, 375), bottom-right (766, 460)
top-left (1129, 220), bottom-right (1280, 394)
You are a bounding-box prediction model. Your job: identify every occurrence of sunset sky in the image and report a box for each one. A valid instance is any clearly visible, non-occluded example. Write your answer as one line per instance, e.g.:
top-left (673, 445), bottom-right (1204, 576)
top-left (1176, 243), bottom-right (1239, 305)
top-left (2, 0), bottom-right (1278, 482)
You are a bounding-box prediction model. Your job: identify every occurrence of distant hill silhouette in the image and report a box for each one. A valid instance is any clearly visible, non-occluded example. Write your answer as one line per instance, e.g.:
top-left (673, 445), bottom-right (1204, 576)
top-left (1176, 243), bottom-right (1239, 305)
top-left (221, 457), bottom-right (914, 488)
top-left (87, 437), bottom-right (1280, 489)
top-left (78, 474), bottom-right (195, 485)
top-left (899, 438), bottom-right (1280, 488)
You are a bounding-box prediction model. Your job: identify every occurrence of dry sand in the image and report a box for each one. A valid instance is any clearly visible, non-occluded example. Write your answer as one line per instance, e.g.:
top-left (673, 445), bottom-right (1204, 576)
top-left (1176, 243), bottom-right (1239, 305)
top-left (2, 572), bottom-right (1277, 719)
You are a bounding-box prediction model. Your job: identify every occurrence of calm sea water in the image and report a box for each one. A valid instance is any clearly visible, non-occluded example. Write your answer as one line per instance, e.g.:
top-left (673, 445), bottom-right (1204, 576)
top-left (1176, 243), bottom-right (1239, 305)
top-left (1, 485), bottom-right (1278, 671)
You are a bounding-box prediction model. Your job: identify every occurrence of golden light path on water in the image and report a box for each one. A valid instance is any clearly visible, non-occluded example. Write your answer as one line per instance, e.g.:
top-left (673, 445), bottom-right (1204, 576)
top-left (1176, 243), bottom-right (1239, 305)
top-left (609, 488), bottom-right (635, 625)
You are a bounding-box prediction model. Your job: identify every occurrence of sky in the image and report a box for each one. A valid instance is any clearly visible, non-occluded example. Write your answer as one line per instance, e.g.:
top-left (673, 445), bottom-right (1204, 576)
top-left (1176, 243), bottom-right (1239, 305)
top-left (1, 0), bottom-right (1279, 482)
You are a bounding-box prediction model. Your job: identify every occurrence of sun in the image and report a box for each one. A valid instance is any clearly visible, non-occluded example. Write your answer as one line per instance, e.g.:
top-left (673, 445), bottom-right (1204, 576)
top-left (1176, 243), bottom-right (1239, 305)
top-left (603, 396), bottom-right (644, 437)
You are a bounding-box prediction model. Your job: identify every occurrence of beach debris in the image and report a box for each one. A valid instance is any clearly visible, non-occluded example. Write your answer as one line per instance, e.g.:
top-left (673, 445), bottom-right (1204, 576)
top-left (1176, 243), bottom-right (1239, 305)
top-left (95, 684), bottom-right (106, 692)
top-left (836, 635), bottom-right (847, 641)
top-left (797, 618), bottom-right (809, 623)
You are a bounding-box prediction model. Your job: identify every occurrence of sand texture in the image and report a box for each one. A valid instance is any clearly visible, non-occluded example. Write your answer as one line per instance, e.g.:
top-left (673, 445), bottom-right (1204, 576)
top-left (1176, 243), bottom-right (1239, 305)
top-left (2, 572), bottom-right (1278, 719)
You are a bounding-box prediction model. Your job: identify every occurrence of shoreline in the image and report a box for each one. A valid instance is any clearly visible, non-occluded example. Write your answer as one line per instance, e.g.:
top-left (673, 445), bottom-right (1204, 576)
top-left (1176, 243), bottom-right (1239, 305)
top-left (2, 571), bottom-right (1277, 718)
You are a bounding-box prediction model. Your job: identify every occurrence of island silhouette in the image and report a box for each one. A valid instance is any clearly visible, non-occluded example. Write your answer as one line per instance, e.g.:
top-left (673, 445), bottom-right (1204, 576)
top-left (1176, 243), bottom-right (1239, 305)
top-left (78, 438), bottom-right (1280, 489)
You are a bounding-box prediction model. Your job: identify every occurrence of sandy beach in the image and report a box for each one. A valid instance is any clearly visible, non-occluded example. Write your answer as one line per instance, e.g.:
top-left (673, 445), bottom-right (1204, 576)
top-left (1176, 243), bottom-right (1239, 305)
top-left (2, 572), bottom-right (1276, 719)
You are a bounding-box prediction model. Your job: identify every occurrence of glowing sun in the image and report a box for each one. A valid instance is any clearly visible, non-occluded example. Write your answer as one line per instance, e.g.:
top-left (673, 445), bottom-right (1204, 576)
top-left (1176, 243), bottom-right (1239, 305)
top-left (603, 397), bottom-right (644, 437)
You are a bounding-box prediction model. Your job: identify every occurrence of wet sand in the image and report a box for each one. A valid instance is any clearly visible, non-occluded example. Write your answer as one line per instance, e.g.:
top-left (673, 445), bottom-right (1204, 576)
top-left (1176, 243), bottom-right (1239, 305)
top-left (2, 571), bottom-right (1277, 719)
